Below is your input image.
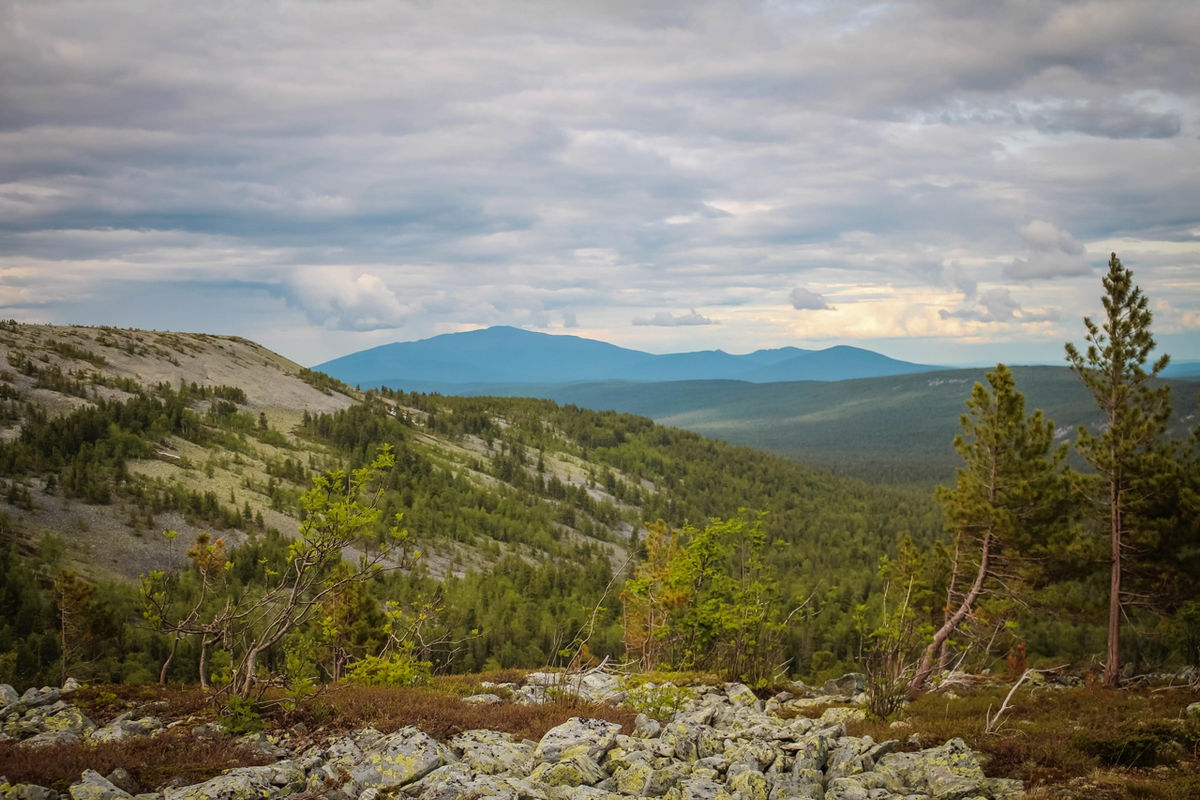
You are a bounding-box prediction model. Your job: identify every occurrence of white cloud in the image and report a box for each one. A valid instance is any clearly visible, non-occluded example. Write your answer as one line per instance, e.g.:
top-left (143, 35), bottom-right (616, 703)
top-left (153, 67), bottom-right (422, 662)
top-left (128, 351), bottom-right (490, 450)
top-left (632, 309), bottom-right (718, 327)
top-left (285, 269), bottom-right (408, 332)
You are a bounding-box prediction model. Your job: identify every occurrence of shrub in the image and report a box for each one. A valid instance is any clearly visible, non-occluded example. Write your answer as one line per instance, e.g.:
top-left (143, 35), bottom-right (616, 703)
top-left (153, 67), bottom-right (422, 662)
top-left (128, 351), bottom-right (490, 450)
top-left (344, 652), bottom-right (432, 687)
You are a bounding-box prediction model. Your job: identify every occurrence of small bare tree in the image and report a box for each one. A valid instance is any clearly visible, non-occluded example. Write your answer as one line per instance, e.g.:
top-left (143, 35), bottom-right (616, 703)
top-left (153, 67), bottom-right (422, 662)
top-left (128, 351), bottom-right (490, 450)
top-left (143, 445), bottom-right (412, 697)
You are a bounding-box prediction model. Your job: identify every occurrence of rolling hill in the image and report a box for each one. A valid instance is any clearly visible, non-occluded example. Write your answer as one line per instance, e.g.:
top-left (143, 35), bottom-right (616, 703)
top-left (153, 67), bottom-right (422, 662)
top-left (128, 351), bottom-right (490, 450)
top-left (313, 325), bottom-right (941, 388)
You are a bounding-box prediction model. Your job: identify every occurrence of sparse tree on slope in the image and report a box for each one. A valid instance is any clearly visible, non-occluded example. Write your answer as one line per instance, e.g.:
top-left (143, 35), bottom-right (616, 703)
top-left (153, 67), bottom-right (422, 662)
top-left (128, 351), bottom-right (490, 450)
top-left (1065, 253), bottom-right (1171, 687)
top-left (908, 364), bottom-right (1064, 695)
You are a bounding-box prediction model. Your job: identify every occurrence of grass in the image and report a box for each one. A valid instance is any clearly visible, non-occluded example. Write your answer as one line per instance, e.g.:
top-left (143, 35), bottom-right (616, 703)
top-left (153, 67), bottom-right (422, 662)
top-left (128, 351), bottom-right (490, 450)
top-left (845, 682), bottom-right (1200, 799)
top-left (0, 728), bottom-right (273, 793)
top-left (288, 682), bottom-right (636, 742)
top-left (0, 678), bottom-right (636, 793)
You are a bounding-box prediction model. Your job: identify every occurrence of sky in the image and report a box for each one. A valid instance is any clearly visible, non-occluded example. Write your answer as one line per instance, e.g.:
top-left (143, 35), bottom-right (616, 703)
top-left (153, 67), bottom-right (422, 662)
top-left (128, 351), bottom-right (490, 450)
top-left (1, 1), bottom-right (1198, 368)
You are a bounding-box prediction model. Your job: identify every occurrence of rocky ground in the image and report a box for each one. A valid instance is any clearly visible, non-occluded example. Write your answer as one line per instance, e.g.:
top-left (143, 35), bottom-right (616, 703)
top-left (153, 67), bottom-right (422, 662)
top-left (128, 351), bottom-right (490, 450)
top-left (0, 674), bottom-right (1025, 800)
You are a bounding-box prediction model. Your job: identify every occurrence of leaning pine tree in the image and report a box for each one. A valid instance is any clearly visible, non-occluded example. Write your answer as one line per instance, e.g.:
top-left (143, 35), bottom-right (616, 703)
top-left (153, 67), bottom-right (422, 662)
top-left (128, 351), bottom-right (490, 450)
top-left (1065, 253), bottom-right (1171, 687)
top-left (907, 364), bottom-right (1064, 695)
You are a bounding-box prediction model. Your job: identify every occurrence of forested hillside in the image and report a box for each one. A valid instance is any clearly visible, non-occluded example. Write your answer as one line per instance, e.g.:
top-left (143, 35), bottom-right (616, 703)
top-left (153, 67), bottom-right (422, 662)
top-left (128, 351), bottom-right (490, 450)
top-left (0, 319), bottom-right (1195, 699)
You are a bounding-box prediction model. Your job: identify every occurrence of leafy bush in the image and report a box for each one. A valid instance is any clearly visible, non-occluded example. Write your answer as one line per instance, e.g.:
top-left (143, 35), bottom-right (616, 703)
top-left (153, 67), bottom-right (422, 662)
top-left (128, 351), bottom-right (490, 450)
top-left (344, 652), bottom-right (432, 687)
top-left (624, 682), bottom-right (694, 719)
top-left (218, 695), bottom-right (264, 734)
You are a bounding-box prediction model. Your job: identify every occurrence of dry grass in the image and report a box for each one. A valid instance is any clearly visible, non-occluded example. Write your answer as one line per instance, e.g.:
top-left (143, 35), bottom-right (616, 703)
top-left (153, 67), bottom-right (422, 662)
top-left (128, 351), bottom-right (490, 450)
top-left (846, 683), bottom-right (1200, 799)
top-left (0, 728), bottom-right (272, 793)
top-left (288, 683), bottom-right (636, 742)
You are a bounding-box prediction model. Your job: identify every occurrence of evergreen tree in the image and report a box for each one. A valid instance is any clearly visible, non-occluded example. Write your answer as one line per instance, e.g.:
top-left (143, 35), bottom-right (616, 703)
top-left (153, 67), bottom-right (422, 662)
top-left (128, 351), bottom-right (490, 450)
top-left (908, 364), bottom-right (1064, 694)
top-left (1065, 253), bottom-right (1171, 686)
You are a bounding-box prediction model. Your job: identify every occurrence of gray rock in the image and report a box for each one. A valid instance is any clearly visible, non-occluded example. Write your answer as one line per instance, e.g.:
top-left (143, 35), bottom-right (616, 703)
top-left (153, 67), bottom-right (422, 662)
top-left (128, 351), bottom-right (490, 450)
top-left (18, 730), bottom-right (84, 749)
top-left (664, 776), bottom-right (731, 800)
top-left (821, 674), bottom-right (866, 697)
top-left (723, 684), bottom-right (760, 709)
top-left (18, 688), bottom-right (60, 708)
top-left (450, 729), bottom-right (534, 775)
top-left (68, 770), bottom-right (132, 800)
top-left (1186, 702), bottom-right (1200, 722)
top-left (877, 738), bottom-right (987, 800)
top-left (462, 693), bottom-right (503, 705)
top-left (401, 762), bottom-right (519, 800)
top-left (61, 679), bottom-right (82, 694)
top-left (528, 753), bottom-right (607, 787)
top-left (164, 762), bottom-right (304, 800)
top-left (3, 784), bottom-right (61, 800)
top-left (91, 717), bottom-right (163, 743)
top-left (102, 771), bottom-right (136, 797)
top-left (535, 718), bottom-right (623, 764)
top-left (0, 685), bottom-right (17, 705)
top-left (349, 726), bottom-right (450, 791)
top-left (633, 714), bottom-right (662, 739)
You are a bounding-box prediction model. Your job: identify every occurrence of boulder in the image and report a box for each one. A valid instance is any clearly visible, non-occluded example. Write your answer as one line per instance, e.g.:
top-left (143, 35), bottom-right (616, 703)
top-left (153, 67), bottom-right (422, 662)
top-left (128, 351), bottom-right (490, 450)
top-left (18, 688), bottom-right (60, 708)
top-left (402, 763), bottom-right (520, 800)
top-left (820, 674), bottom-right (866, 698)
top-left (535, 718), bottom-right (623, 764)
top-left (348, 726), bottom-right (450, 792)
top-left (528, 753), bottom-right (607, 787)
top-left (450, 729), bottom-right (534, 775)
top-left (462, 693), bottom-right (503, 705)
top-left (0, 685), bottom-right (17, 706)
top-left (163, 762), bottom-right (304, 800)
top-left (68, 770), bottom-right (132, 800)
top-left (90, 717), bottom-right (162, 743)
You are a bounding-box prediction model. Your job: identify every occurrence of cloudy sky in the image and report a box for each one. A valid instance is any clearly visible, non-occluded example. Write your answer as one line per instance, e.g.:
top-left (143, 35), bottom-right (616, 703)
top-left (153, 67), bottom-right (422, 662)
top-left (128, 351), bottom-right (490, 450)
top-left (2, 1), bottom-right (1198, 367)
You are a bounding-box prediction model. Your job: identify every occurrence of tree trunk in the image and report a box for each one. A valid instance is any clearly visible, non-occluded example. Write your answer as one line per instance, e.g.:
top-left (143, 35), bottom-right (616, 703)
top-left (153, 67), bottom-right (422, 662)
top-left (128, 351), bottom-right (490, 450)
top-left (199, 637), bottom-right (212, 690)
top-left (1104, 472), bottom-right (1122, 687)
top-left (159, 633), bottom-right (180, 684)
top-left (908, 531), bottom-right (991, 696)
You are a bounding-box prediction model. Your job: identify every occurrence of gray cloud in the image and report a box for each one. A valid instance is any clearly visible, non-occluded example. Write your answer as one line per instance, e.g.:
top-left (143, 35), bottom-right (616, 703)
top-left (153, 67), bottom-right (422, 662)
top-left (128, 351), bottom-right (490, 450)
top-left (0, 1), bottom-right (1195, 362)
top-left (633, 310), bottom-right (718, 327)
top-left (940, 288), bottom-right (1060, 323)
top-left (1006, 220), bottom-right (1091, 280)
top-left (790, 287), bottom-right (832, 311)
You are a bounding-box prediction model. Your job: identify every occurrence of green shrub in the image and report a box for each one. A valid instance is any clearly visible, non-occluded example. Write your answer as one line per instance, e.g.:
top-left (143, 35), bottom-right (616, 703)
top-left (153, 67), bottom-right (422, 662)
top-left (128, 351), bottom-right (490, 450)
top-left (344, 652), bottom-right (432, 687)
top-left (624, 683), bottom-right (694, 719)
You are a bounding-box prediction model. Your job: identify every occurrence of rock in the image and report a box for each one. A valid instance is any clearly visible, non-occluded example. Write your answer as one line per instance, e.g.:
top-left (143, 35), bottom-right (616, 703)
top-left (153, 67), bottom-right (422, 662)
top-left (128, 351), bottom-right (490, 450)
top-left (633, 714), bottom-right (661, 739)
top-left (18, 688), bottom-right (60, 708)
top-left (450, 729), bottom-right (534, 775)
top-left (2, 784), bottom-right (60, 800)
top-left (91, 717), bottom-right (163, 743)
top-left (723, 684), bottom-right (759, 709)
top-left (348, 726), bottom-right (449, 792)
top-left (18, 730), bottom-right (84, 748)
top-left (528, 753), bottom-right (607, 787)
top-left (821, 674), bottom-right (866, 697)
top-left (68, 770), bottom-right (132, 800)
top-left (164, 762), bottom-right (304, 800)
top-left (1186, 702), bottom-right (1200, 722)
top-left (664, 777), bottom-right (732, 800)
top-left (462, 693), bottom-right (503, 705)
top-left (403, 762), bottom-right (520, 800)
top-left (535, 718), bottom-right (623, 764)
top-left (61, 679), bottom-right (82, 694)
top-left (577, 672), bottom-right (624, 703)
top-left (816, 706), bottom-right (866, 726)
top-left (0, 685), bottom-right (17, 706)
top-left (102, 772), bottom-right (136, 797)
top-left (877, 737), bottom-right (988, 800)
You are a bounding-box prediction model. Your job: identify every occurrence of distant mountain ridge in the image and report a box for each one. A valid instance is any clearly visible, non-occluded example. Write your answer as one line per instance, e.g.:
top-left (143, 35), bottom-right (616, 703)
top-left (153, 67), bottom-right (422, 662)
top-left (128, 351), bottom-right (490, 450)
top-left (314, 325), bottom-right (942, 388)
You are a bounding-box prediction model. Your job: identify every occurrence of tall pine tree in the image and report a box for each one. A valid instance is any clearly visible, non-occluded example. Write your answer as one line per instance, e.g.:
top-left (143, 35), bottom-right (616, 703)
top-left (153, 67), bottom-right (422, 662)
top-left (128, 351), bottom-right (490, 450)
top-left (1065, 253), bottom-right (1171, 687)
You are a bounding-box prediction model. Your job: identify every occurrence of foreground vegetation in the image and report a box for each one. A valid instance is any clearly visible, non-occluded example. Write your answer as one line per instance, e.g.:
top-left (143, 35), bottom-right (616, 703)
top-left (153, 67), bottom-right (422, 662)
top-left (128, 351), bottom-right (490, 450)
top-left (1, 676), bottom-right (1196, 799)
